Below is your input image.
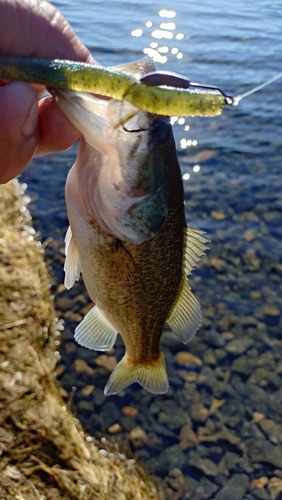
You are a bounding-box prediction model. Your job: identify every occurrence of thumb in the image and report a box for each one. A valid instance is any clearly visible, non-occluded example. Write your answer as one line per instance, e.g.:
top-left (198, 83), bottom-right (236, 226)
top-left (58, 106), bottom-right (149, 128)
top-left (0, 82), bottom-right (39, 184)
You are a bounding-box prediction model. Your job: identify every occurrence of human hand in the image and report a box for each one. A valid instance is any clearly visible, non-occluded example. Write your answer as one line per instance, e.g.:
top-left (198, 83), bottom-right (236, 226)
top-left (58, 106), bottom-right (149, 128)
top-left (0, 0), bottom-right (97, 183)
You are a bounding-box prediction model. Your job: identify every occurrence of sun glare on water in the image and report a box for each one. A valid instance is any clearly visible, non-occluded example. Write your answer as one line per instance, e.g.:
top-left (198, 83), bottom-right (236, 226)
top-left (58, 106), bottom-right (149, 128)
top-left (130, 8), bottom-right (203, 173)
top-left (130, 8), bottom-right (184, 64)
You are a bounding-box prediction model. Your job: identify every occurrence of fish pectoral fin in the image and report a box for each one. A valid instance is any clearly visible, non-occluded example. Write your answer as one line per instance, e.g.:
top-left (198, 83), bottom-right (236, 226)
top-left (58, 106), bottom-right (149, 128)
top-left (166, 278), bottom-right (202, 344)
top-left (104, 353), bottom-right (169, 395)
top-left (74, 305), bottom-right (118, 351)
top-left (184, 227), bottom-right (210, 275)
top-left (64, 226), bottom-right (81, 289)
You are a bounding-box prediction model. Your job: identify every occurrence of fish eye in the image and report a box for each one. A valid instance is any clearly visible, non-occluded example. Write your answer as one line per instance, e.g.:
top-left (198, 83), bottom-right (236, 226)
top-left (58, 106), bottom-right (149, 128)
top-left (152, 118), bottom-right (170, 145)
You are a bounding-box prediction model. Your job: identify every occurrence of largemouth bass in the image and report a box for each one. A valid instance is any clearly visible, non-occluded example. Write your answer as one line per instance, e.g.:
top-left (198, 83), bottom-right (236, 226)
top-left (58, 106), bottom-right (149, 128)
top-left (54, 58), bottom-right (209, 395)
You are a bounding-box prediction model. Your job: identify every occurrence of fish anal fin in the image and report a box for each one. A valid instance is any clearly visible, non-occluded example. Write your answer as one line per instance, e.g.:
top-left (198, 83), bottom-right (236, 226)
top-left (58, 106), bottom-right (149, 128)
top-left (75, 305), bottom-right (117, 351)
top-left (167, 278), bottom-right (202, 344)
top-left (184, 226), bottom-right (210, 275)
top-left (64, 226), bottom-right (81, 289)
top-left (104, 353), bottom-right (168, 395)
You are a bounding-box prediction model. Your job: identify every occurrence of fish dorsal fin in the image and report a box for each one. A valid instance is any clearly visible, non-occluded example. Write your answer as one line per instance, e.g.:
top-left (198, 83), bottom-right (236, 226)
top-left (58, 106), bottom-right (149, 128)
top-left (184, 227), bottom-right (210, 275)
top-left (74, 305), bottom-right (117, 351)
top-left (166, 278), bottom-right (202, 344)
top-left (111, 56), bottom-right (155, 79)
top-left (64, 226), bottom-right (81, 289)
top-left (104, 352), bottom-right (168, 395)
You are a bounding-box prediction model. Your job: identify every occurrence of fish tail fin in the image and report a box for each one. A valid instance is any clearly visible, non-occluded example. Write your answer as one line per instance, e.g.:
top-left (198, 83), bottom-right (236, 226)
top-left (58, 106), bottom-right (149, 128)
top-left (104, 353), bottom-right (169, 395)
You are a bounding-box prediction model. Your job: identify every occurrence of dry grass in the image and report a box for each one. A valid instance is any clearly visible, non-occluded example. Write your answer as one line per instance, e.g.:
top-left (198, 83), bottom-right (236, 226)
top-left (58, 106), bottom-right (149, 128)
top-left (0, 181), bottom-right (160, 500)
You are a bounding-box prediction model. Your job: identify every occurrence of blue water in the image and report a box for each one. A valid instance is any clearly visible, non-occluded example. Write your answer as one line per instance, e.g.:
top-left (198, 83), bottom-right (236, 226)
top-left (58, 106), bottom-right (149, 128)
top-left (21, 1), bottom-right (282, 498)
top-left (24, 0), bottom-right (282, 232)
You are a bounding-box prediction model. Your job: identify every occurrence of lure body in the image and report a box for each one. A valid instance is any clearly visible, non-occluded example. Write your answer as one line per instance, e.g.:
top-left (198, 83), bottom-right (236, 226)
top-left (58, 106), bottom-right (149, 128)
top-left (0, 56), bottom-right (227, 117)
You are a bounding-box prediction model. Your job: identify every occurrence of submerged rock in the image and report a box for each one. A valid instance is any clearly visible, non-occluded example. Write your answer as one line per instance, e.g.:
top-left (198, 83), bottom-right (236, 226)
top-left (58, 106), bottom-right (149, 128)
top-left (213, 473), bottom-right (249, 500)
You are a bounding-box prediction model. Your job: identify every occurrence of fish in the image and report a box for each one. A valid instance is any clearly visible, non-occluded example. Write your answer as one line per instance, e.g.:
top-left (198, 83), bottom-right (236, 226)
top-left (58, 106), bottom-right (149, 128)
top-left (53, 58), bottom-right (209, 395)
top-left (0, 56), bottom-right (230, 116)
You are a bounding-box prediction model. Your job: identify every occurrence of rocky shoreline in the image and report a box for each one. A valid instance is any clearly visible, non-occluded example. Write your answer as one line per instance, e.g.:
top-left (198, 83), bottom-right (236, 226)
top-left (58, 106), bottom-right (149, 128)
top-left (42, 155), bottom-right (282, 500)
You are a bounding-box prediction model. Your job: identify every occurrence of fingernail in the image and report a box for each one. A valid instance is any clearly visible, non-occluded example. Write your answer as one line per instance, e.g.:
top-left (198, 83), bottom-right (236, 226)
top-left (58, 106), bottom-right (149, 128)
top-left (22, 100), bottom-right (39, 137)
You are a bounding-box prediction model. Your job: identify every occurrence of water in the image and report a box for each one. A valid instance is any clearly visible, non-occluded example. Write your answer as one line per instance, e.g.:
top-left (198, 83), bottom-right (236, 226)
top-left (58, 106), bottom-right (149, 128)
top-left (21, 1), bottom-right (282, 498)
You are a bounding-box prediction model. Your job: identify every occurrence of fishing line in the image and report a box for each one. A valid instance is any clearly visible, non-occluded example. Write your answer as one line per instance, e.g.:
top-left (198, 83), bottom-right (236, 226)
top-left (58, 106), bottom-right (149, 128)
top-left (233, 70), bottom-right (282, 105)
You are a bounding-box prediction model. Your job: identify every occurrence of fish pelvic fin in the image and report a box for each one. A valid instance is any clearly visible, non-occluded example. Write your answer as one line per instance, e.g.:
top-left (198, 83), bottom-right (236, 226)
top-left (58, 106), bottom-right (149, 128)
top-left (64, 226), bottom-right (81, 289)
top-left (75, 305), bottom-right (117, 351)
top-left (104, 353), bottom-right (169, 395)
top-left (166, 227), bottom-right (210, 344)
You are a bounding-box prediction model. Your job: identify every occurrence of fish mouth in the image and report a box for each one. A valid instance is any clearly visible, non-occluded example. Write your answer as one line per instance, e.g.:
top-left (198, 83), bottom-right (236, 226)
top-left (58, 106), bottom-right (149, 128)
top-left (117, 184), bottom-right (168, 243)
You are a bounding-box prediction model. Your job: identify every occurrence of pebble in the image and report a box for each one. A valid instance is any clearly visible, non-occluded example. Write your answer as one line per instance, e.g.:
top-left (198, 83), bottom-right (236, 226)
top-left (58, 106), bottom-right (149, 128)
top-left (213, 473), bottom-right (249, 500)
top-left (243, 248), bottom-right (261, 269)
top-left (191, 403), bottom-right (209, 423)
top-left (252, 489), bottom-right (271, 500)
top-left (221, 331), bottom-right (234, 341)
top-left (192, 477), bottom-right (219, 500)
top-left (76, 400), bottom-right (93, 413)
top-left (177, 370), bottom-right (198, 382)
top-left (121, 406), bottom-right (138, 417)
top-left (198, 429), bottom-right (241, 447)
top-left (101, 402), bottom-right (121, 431)
top-left (63, 311), bottom-right (83, 322)
top-left (244, 229), bottom-right (257, 241)
top-left (81, 384), bottom-right (95, 397)
top-left (157, 444), bottom-right (187, 475)
top-left (64, 342), bottom-right (77, 354)
top-left (220, 451), bottom-right (242, 471)
top-left (159, 408), bottom-right (189, 431)
top-left (268, 478), bottom-right (282, 500)
top-left (201, 329), bottom-right (226, 348)
top-left (59, 386), bottom-right (68, 398)
top-left (251, 290), bottom-right (262, 299)
top-left (253, 412), bottom-right (266, 423)
top-left (188, 451), bottom-right (218, 477)
top-left (203, 349), bottom-right (217, 365)
top-left (263, 306), bottom-right (280, 326)
top-left (80, 302), bottom-right (94, 315)
top-left (174, 352), bottom-right (203, 368)
top-left (211, 210), bottom-right (226, 220)
top-left (232, 355), bottom-right (255, 376)
top-left (129, 426), bottom-right (148, 447)
top-left (108, 423), bottom-right (122, 434)
top-left (225, 337), bottom-right (254, 356)
top-left (94, 388), bottom-right (106, 406)
top-left (246, 439), bottom-right (282, 468)
top-left (73, 359), bottom-right (95, 378)
top-left (210, 258), bottom-right (228, 271)
top-left (258, 419), bottom-right (282, 444)
top-left (251, 478), bottom-right (269, 490)
top-left (55, 296), bottom-right (73, 311)
top-left (179, 423), bottom-right (198, 450)
top-left (166, 468), bottom-right (185, 493)
top-left (95, 355), bottom-right (117, 372)
top-left (55, 364), bottom-right (65, 377)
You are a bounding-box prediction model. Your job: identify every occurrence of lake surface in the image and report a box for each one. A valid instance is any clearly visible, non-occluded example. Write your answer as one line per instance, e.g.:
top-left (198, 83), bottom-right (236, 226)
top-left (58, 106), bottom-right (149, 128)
top-left (21, 1), bottom-right (282, 499)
